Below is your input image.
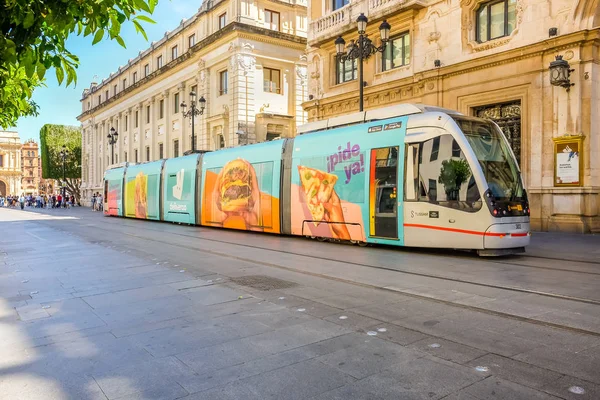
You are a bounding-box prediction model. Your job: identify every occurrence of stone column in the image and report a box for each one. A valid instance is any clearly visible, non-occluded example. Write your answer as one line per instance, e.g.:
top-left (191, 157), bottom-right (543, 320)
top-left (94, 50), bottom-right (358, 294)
top-left (230, 49), bottom-right (256, 146)
top-left (198, 59), bottom-right (209, 150)
top-left (177, 82), bottom-right (187, 155)
top-left (163, 90), bottom-right (171, 159)
top-left (294, 62), bottom-right (308, 136)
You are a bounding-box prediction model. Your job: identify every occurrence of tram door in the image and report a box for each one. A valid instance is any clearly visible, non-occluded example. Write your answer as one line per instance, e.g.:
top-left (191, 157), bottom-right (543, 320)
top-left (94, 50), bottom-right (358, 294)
top-left (369, 146), bottom-right (399, 239)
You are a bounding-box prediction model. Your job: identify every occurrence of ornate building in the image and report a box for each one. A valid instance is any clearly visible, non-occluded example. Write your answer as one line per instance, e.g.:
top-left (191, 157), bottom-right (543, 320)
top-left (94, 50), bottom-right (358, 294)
top-left (78, 0), bottom-right (308, 206)
top-left (0, 131), bottom-right (23, 197)
top-left (21, 139), bottom-right (41, 195)
top-left (305, 0), bottom-right (599, 233)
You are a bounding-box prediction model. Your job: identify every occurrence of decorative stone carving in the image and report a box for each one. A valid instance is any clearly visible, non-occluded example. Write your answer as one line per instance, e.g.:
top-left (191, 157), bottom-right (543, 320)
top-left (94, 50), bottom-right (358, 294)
top-left (231, 53), bottom-right (256, 72)
top-left (564, 50), bottom-right (574, 60)
top-left (296, 65), bottom-right (308, 85)
top-left (309, 55), bottom-right (323, 99)
top-left (428, 31), bottom-right (441, 43)
top-left (461, 0), bottom-right (525, 52)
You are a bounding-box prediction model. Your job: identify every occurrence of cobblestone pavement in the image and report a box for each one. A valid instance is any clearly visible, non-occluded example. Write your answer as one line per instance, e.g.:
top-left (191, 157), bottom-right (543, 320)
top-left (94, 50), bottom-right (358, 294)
top-left (1, 206), bottom-right (599, 400)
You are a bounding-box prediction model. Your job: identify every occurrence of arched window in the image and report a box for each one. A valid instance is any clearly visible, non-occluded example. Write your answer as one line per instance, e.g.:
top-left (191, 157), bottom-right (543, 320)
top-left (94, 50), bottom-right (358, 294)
top-left (476, 0), bottom-right (517, 43)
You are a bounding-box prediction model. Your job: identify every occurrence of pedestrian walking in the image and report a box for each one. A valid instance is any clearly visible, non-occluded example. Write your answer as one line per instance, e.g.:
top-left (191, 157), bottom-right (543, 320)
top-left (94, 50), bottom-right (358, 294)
top-left (19, 194), bottom-right (25, 210)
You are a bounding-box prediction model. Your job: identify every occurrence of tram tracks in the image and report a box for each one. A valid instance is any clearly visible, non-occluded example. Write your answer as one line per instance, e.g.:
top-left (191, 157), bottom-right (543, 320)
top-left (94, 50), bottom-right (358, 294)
top-left (76, 218), bottom-right (600, 305)
top-left (103, 217), bottom-right (600, 277)
top-left (86, 219), bottom-right (600, 305)
top-left (39, 216), bottom-right (600, 337)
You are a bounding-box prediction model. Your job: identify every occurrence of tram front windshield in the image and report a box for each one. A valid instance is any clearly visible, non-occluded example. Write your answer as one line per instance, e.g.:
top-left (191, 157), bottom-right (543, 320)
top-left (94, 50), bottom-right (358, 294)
top-left (453, 117), bottom-right (524, 201)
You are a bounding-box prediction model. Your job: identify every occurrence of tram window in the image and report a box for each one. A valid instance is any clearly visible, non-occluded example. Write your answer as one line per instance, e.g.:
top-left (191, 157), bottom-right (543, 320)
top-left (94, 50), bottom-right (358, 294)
top-left (378, 187), bottom-right (396, 213)
top-left (416, 135), bottom-right (482, 212)
top-left (452, 139), bottom-right (461, 157)
top-left (404, 144), bottom-right (419, 201)
top-left (428, 179), bottom-right (437, 201)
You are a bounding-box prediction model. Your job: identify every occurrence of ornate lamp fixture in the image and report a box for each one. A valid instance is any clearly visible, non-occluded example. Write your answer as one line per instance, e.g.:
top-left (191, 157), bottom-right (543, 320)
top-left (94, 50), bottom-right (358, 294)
top-left (549, 55), bottom-right (574, 91)
top-left (334, 14), bottom-right (391, 112)
top-left (181, 91), bottom-right (206, 152)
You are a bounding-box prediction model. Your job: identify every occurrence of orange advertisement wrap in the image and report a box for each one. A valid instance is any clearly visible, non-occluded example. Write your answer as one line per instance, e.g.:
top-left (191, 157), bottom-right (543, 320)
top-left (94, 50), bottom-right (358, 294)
top-left (104, 168), bottom-right (124, 216)
top-left (291, 145), bottom-right (367, 242)
top-left (106, 183), bottom-right (120, 216)
top-left (202, 158), bottom-right (280, 233)
top-left (124, 162), bottom-right (162, 220)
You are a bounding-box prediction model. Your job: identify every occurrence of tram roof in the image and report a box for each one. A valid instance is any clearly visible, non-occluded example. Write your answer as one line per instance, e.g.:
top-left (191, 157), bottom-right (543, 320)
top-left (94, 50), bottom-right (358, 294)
top-left (297, 104), bottom-right (462, 135)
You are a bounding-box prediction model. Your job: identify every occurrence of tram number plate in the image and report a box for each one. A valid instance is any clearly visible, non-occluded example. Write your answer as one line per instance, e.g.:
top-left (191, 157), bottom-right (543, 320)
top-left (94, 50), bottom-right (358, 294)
top-left (515, 223), bottom-right (522, 229)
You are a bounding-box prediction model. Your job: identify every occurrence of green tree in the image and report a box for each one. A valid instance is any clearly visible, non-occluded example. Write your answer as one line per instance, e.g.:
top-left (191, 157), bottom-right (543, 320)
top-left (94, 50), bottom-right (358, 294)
top-left (0, 0), bottom-right (157, 128)
top-left (438, 158), bottom-right (471, 201)
top-left (40, 124), bottom-right (82, 202)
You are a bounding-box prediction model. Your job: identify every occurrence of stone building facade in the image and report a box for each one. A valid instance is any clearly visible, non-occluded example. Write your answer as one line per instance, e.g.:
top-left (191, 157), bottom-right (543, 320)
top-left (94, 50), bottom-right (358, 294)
top-left (21, 139), bottom-right (41, 195)
top-left (78, 0), bottom-right (308, 205)
top-left (0, 131), bottom-right (22, 197)
top-left (304, 0), bottom-right (600, 233)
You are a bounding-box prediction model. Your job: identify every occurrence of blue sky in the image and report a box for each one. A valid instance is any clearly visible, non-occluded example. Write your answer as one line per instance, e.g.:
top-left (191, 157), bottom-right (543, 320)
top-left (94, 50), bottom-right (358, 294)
top-left (11, 0), bottom-right (200, 143)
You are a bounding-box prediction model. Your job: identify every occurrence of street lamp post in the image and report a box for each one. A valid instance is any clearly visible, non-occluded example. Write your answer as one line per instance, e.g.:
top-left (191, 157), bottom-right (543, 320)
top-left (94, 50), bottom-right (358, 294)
top-left (107, 127), bottom-right (119, 164)
top-left (334, 14), bottom-right (391, 112)
top-left (59, 145), bottom-right (69, 200)
top-left (181, 91), bottom-right (206, 153)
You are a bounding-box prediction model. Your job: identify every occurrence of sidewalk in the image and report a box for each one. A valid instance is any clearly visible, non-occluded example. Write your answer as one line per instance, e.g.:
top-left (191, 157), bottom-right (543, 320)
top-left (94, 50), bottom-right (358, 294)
top-left (1, 206), bottom-right (600, 399)
top-left (525, 232), bottom-right (600, 263)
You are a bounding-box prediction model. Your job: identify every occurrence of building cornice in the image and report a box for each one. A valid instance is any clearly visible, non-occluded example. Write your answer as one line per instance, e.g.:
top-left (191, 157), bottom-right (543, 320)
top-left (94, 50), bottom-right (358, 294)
top-left (438, 29), bottom-right (600, 79)
top-left (267, 0), bottom-right (308, 9)
top-left (305, 29), bottom-right (599, 113)
top-left (78, 22), bottom-right (307, 121)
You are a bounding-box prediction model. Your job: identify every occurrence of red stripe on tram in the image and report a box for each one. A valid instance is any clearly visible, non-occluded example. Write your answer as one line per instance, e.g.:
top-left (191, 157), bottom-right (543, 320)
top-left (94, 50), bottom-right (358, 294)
top-left (403, 223), bottom-right (508, 237)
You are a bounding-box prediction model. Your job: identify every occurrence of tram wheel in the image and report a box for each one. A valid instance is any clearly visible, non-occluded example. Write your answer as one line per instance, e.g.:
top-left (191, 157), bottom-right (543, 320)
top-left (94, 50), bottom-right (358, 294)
top-left (358, 241), bottom-right (368, 247)
top-left (316, 237), bottom-right (327, 242)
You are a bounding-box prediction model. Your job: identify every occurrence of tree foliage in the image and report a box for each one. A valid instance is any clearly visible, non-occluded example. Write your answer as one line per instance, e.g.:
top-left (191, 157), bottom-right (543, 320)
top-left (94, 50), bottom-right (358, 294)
top-left (0, 0), bottom-right (157, 128)
top-left (40, 124), bottom-right (81, 180)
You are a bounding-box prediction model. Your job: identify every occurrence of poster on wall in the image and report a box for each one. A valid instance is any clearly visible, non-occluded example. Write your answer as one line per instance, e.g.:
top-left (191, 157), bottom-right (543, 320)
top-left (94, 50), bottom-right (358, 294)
top-left (553, 136), bottom-right (584, 187)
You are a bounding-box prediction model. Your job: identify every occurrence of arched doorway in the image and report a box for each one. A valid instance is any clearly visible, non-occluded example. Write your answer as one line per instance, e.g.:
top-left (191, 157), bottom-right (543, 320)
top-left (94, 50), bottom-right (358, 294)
top-left (0, 180), bottom-right (6, 197)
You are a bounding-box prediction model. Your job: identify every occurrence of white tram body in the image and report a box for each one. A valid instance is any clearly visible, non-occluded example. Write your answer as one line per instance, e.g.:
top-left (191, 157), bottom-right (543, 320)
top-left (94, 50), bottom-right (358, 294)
top-left (299, 104), bottom-right (531, 256)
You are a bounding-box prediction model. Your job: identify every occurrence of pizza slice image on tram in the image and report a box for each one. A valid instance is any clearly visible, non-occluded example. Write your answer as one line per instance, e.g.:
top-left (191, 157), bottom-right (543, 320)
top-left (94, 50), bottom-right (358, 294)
top-left (298, 165), bottom-right (338, 226)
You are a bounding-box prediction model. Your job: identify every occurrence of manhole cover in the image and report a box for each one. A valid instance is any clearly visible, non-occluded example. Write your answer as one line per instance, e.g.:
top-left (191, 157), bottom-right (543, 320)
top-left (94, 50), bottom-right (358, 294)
top-left (230, 275), bottom-right (298, 291)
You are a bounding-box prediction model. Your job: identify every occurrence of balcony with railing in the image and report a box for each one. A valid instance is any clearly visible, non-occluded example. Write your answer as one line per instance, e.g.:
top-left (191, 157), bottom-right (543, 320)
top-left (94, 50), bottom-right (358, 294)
top-left (309, 0), bottom-right (427, 46)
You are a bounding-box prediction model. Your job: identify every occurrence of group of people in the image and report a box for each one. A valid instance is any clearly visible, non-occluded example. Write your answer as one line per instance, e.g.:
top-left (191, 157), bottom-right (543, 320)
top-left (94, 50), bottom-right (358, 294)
top-left (0, 193), bottom-right (77, 209)
top-left (91, 192), bottom-right (103, 211)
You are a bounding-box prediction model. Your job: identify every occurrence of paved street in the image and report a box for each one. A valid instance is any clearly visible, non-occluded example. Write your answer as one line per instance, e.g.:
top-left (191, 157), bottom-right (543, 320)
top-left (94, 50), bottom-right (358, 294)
top-left (1, 206), bottom-right (600, 400)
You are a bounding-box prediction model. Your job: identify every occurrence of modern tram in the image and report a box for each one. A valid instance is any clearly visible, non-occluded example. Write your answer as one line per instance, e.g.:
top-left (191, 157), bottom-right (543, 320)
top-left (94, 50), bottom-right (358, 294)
top-left (103, 103), bottom-right (531, 256)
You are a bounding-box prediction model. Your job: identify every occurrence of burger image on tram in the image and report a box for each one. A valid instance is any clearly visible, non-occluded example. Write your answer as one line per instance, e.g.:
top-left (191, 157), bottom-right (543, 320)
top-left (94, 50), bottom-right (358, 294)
top-left (218, 159), bottom-right (255, 213)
